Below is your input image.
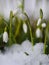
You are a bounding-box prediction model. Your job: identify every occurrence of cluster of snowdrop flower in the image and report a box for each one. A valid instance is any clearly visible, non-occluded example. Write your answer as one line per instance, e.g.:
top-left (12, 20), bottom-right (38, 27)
top-left (0, 7), bottom-right (49, 65)
top-left (36, 17), bottom-right (46, 38)
top-left (36, 18), bottom-right (42, 38)
top-left (36, 8), bottom-right (47, 39)
top-left (13, 8), bottom-right (28, 34)
top-left (18, 11), bottom-right (28, 34)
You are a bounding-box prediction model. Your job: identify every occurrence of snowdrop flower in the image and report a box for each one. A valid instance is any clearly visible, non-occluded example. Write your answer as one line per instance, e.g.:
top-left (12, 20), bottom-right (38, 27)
top-left (3, 27), bottom-right (8, 43)
top-left (13, 9), bottom-right (27, 20)
top-left (13, 1), bottom-right (22, 15)
top-left (19, 13), bottom-right (27, 20)
top-left (23, 23), bottom-right (27, 33)
top-left (16, 12), bottom-right (27, 20)
top-left (37, 18), bottom-right (42, 26)
top-left (36, 28), bottom-right (42, 38)
top-left (42, 23), bottom-right (46, 28)
top-left (3, 32), bottom-right (8, 43)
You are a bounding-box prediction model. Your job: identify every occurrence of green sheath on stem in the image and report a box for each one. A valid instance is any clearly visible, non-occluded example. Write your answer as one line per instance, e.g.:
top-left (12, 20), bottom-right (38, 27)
top-left (9, 11), bottom-right (13, 46)
top-left (22, 0), bottom-right (24, 12)
top-left (44, 32), bottom-right (46, 54)
top-left (44, 25), bottom-right (48, 54)
top-left (15, 19), bottom-right (21, 38)
top-left (24, 13), bottom-right (34, 46)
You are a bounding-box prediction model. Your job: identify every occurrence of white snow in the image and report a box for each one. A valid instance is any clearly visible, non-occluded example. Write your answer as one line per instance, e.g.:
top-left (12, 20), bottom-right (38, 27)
top-left (21, 40), bottom-right (33, 55)
top-left (0, 40), bottom-right (49, 65)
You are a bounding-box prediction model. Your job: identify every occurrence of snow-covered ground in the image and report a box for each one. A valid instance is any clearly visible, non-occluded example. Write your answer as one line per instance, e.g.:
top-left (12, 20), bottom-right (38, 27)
top-left (0, 40), bottom-right (49, 65)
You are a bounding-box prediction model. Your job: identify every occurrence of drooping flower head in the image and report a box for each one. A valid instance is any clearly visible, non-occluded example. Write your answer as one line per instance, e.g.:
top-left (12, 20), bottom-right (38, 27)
top-left (3, 27), bottom-right (8, 43)
top-left (36, 28), bottom-right (42, 38)
top-left (23, 23), bottom-right (27, 33)
top-left (41, 23), bottom-right (46, 28)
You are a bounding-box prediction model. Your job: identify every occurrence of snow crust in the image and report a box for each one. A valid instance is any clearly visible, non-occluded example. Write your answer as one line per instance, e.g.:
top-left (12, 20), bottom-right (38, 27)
top-left (0, 40), bottom-right (49, 65)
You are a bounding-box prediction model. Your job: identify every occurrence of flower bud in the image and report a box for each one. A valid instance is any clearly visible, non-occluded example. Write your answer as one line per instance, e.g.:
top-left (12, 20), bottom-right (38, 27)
top-left (36, 28), bottom-right (42, 38)
top-left (23, 23), bottom-right (27, 33)
top-left (42, 23), bottom-right (46, 28)
top-left (3, 27), bottom-right (8, 43)
top-left (3, 32), bottom-right (8, 43)
top-left (37, 18), bottom-right (42, 26)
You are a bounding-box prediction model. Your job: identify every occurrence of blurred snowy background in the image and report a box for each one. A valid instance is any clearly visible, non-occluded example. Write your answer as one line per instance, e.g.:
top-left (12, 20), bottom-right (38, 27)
top-left (0, 0), bottom-right (49, 20)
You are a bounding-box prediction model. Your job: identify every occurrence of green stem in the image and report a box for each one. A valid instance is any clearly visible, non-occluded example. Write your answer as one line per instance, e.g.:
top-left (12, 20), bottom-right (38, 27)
top-left (9, 11), bottom-right (13, 46)
top-left (15, 19), bottom-right (21, 38)
top-left (44, 26), bottom-right (48, 54)
top-left (24, 12), bottom-right (34, 46)
top-left (28, 22), bottom-right (34, 46)
top-left (22, 0), bottom-right (24, 12)
top-left (44, 32), bottom-right (46, 54)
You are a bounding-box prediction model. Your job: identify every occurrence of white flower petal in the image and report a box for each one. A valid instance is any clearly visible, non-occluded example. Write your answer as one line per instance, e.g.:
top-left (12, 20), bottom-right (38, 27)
top-left (37, 18), bottom-right (42, 26)
top-left (16, 11), bottom-right (27, 20)
top-left (42, 23), bottom-right (46, 28)
top-left (23, 23), bottom-right (27, 33)
top-left (36, 28), bottom-right (42, 38)
top-left (19, 13), bottom-right (27, 20)
top-left (3, 32), bottom-right (8, 43)
top-left (13, 8), bottom-right (27, 20)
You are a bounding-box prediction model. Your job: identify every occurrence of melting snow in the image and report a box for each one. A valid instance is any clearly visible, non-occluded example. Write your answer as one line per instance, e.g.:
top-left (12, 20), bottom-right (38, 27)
top-left (0, 40), bottom-right (49, 65)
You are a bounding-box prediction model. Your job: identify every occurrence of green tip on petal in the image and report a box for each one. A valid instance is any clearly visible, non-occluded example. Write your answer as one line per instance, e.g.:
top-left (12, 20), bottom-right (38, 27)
top-left (40, 8), bottom-right (43, 19)
top-left (10, 11), bottom-right (13, 18)
top-left (4, 27), bottom-right (7, 32)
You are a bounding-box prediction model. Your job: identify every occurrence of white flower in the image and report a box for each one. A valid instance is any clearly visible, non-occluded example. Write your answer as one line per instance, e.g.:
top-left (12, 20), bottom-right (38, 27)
top-left (3, 32), bottom-right (8, 43)
top-left (13, 8), bottom-right (27, 20)
top-left (36, 28), bottom-right (42, 38)
top-left (37, 18), bottom-right (42, 26)
top-left (23, 23), bottom-right (27, 33)
top-left (16, 12), bottom-right (27, 20)
top-left (19, 13), bottom-right (27, 20)
top-left (42, 23), bottom-right (46, 28)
